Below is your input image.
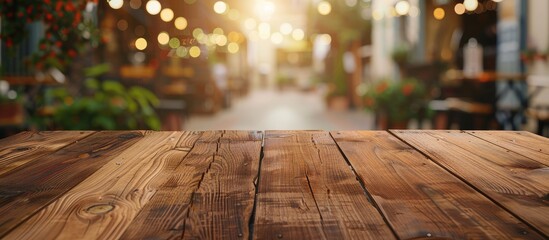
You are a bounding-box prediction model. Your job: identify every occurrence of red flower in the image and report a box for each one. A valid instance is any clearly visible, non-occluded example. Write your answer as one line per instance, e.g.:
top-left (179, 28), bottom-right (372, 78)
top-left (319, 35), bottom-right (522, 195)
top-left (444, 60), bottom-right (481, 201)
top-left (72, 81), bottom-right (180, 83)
top-left (68, 49), bottom-right (77, 58)
top-left (401, 83), bottom-right (414, 96)
top-left (45, 13), bottom-right (53, 21)
top-left (376, 82), bottom-right (388, 94)
top-left (40, 43), bottom-right (47, 50)
top-left (55, 41), bottom-right (62, 48)
top-left (5, 39), bottom-right (13, 48)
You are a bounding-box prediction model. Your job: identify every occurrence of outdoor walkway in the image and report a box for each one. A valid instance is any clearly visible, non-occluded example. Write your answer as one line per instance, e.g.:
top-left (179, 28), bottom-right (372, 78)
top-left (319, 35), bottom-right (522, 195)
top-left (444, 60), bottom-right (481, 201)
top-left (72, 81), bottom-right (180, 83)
top-left (183, 89), bottom-right (375, 130)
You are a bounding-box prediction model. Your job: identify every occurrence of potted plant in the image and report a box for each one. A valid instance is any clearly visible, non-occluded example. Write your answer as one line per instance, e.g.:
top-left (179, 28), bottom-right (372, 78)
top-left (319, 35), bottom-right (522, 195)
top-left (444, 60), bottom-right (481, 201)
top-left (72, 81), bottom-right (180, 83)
top-left (31, 64), bottom-right (161, 130)
top-left (363, 78), bottom-right (429, 129)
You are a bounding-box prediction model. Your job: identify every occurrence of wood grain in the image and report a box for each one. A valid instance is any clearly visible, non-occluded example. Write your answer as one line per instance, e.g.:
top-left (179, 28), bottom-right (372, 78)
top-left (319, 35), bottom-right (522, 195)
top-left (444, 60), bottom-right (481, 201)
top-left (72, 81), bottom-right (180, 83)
top-left (466, 131), bottom-right (549, 166)
top-left (4, 131), bottom-right (189, 239)
top-left (0, 131), bottom-right (143, 237)
top-left (332, 131), bottom-right (544, 239)
top-left (392, 130), bottom-right (549, 237)
top-left (0, 131), bottom-right (93, 176)
top-left (182, 131), bottom-right (262, 239)
top-left (253, 131), bottom-right (395, 239)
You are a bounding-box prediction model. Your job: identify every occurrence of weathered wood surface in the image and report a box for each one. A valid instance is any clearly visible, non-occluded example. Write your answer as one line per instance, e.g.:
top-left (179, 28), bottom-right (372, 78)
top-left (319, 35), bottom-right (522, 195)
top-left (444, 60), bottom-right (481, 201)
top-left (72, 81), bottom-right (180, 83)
top-left (333, 131), bottom-right (544, 239)
top-left (466, 131), bottom-right (549, 166)
top-left (254, 131), bottom-right (395, 239)
top-left (392, 130), bottom-right (549, 237)
top-left (0, 131), bottom-right (93, 176)
top-left (0, 131), bottom-right (144, 237)
top-left (0, 130), bottom-right (547, 239)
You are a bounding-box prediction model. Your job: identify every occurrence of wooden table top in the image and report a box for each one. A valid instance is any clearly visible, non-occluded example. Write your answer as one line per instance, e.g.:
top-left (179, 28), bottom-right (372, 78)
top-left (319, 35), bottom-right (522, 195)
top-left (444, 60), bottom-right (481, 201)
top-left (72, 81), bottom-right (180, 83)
top-left (0, 130), bottom-right (548, 239)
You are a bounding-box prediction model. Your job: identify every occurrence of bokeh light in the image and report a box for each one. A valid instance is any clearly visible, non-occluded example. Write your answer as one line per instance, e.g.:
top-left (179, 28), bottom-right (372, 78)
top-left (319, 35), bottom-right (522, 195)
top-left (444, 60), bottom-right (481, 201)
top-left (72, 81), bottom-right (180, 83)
top-left (454, 3), bottom-right (465, 15)
top-left (280, 23), bottom-right (293, 35)
top-left (270, 32), bottom-right (283, 45)
top-left (433, 7), bottom-right (445, 20)
top-left (214, 1), bottom-right (228, 14)
top-left (174, 17), bottom-right (188, 30)
top-left (317, 1), bottom-right (332, 15)
top-left (292, 28), bottom-right (305, 41)
top-left (463, 0), bottom-right (478, 11)
top-left (157, 32), bottom-right (169, 45)
top-left (189, 46), bottom-right (201, 58)
top-left (395, 1), bottom-right (410, 16)
top-left (135, 38), bottom-right (147, 50)
top-left (160, 8), bottom-right (174, 22)
top-left (228, 42), bottom-right (239, 53)
top-left (109, 0), bottom-right (123, 9)
top-left (146, 0), bottom-right (161, 15)
top-left (169, 38), bottom-right (181, 49)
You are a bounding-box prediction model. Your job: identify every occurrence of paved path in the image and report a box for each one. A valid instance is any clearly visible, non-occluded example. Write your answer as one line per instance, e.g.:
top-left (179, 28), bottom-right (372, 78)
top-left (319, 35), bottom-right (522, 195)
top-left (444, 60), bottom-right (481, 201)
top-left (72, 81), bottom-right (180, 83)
top-left (183, 89), bottom-right (375, 130)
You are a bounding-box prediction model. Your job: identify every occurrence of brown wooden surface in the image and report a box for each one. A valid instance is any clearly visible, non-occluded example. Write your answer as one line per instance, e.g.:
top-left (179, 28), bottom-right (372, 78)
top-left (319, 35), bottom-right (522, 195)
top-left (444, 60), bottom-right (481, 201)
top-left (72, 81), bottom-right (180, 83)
top-left (0, 130), bottom-right (547, 239)
top-left (392, 130), bottom-right (549, 237)
top-left (254, 131), bottom-right (395, 239)
top-left (0, 131), bottom-right (144, 237)
top-left (333, 131), bottom-right (543, 239)
top-left (0, 131), bottom-right (93, 176)
top-left (466, 131), bottom-right (549, 166)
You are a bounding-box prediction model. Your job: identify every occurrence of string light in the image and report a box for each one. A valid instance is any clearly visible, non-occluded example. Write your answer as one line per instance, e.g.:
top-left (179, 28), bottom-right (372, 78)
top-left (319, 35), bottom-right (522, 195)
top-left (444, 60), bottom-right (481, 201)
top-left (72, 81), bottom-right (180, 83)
top-left (146, 0), bottom-right (161, 15)
top-left (433, 7), bottom-right (445, 20)
top-left (317, 1), bottom-right (332, 15)
top-left (454, 3), bottom-right (466, 15)
top-left (160, 8), bottom-right (174, 22)
top-left (395, 1), bottom-right (410, 16)
top-left (135, 38), bottom-right (147, 50)
top-left (174, 17), bottom-right (188, 30)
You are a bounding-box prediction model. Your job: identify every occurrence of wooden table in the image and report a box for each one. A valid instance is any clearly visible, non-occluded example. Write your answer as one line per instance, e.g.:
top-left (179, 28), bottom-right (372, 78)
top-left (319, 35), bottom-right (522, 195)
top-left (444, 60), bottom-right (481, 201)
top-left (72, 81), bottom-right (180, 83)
top-left (0, 130), bottom-right (548, 239)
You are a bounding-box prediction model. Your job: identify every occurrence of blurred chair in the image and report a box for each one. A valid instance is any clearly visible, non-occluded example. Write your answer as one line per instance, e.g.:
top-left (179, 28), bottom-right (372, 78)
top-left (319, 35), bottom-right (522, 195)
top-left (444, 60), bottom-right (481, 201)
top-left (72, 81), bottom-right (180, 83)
top-left (527, 75), bottom-right (549, 136)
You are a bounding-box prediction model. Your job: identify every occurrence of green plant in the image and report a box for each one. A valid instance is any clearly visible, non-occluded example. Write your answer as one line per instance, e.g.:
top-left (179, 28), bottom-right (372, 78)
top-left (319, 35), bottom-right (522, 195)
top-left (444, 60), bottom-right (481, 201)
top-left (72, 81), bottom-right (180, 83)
top-left (391, 44), bottom-right (410, 65)
top-left (364, 78), bottom-right (429, 123)
top-left (32, 64), bottom-right (161, 130)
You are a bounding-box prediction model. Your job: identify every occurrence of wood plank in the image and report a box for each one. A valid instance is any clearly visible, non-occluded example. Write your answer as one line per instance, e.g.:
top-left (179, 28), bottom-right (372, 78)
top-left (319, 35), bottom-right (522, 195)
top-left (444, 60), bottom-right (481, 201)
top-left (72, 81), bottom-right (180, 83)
top-left (0, 131), bottom-right (143, 237)
top-left (4, 131), bottom-right (197, 240)
top-left (392, 130), bottom-right (549, 237)
top-left (181, 131), bottom-right (262, 239)
top-left (466, 131), bottom-right (549, 166)
top-left (0, 131), bottom-right (94, 176)
top-left (332, 131), bottom-right (544, 239)
top-left (120, 131), bottom-right (262, 239)
top-left (119, 131), bottom-right (219, 240)
top-left (253, 131), bottom-right (395, 239)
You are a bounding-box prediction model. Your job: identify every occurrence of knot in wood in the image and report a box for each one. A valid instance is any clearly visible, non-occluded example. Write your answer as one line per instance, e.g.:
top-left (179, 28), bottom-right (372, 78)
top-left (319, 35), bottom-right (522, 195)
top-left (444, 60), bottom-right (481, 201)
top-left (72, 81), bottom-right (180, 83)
top-left (86, 204), bottom-right (114, 214)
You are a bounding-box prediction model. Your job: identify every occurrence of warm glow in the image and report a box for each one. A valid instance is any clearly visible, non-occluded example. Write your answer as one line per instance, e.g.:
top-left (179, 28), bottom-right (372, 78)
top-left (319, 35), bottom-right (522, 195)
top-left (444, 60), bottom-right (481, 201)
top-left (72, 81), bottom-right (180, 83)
top-left (213, 1), bottom-right (228, 14)
top-left (463, 0), bottom-right (478, 11)
top-left (174, 17), bottom-right (188, 30)
top-left (157, 32), bottom-right (169, 45)
top-left (146, 0), bottom-right (161, 15)
top-left (409, 6), bottom-right (419, 17)
top-left (228, 42), bottom-right (239, 53)
top-left (492, 0), bottom-right (503, 2)
top-left (213, 28), bottom-right (224, 35)
top-left (317, 1), bottom-right (332, 15)
top-left (160, 8), bottom-right (174, 22)
top-left (216, 35), bottom-right (228, 46)
top-left (292, 28), bottom-right (305, 41)
top-left (394, 1), bottom-right (410, 16)
top-left (189, 46), bottom-right (201, 58)
top-left (135, 38), bottom-right (147, 50)
top-left (256, 1), bottom-right (275, 17)
top-left (372, 9), bottom-right (383, 21)
top-left (259, 22), bottom-right (271, 39)
top-left (192, 28), bottom-right (204, 39)
top-left (176, 46), bottom-right (188, 57)
top-left (280, 23), bottom-right (293, 35)
top-left (454, 3), bottom-right (466, 15)
top-left (109, 0), bottom-right (123, 9)
top-left (169, 38), bottom-right (180, 48)
top-left (270, 32), bottom-right (283, 45)
top-left (228, 32), bottom-right (241, 43)
top-left (228, 9), bottom-right (240, 20)
top-left (433, 8), bottom-right (445, 20)
top-left (244, 18), bottom-right (257, 30)
top-left (317, 34), bottom-right (332, 45)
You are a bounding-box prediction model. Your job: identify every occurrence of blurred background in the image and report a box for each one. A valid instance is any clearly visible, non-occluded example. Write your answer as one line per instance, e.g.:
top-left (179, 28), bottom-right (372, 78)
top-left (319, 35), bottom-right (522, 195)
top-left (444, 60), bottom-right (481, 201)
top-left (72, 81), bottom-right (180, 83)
top-left (1, 0), bottom-right (548, 137)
